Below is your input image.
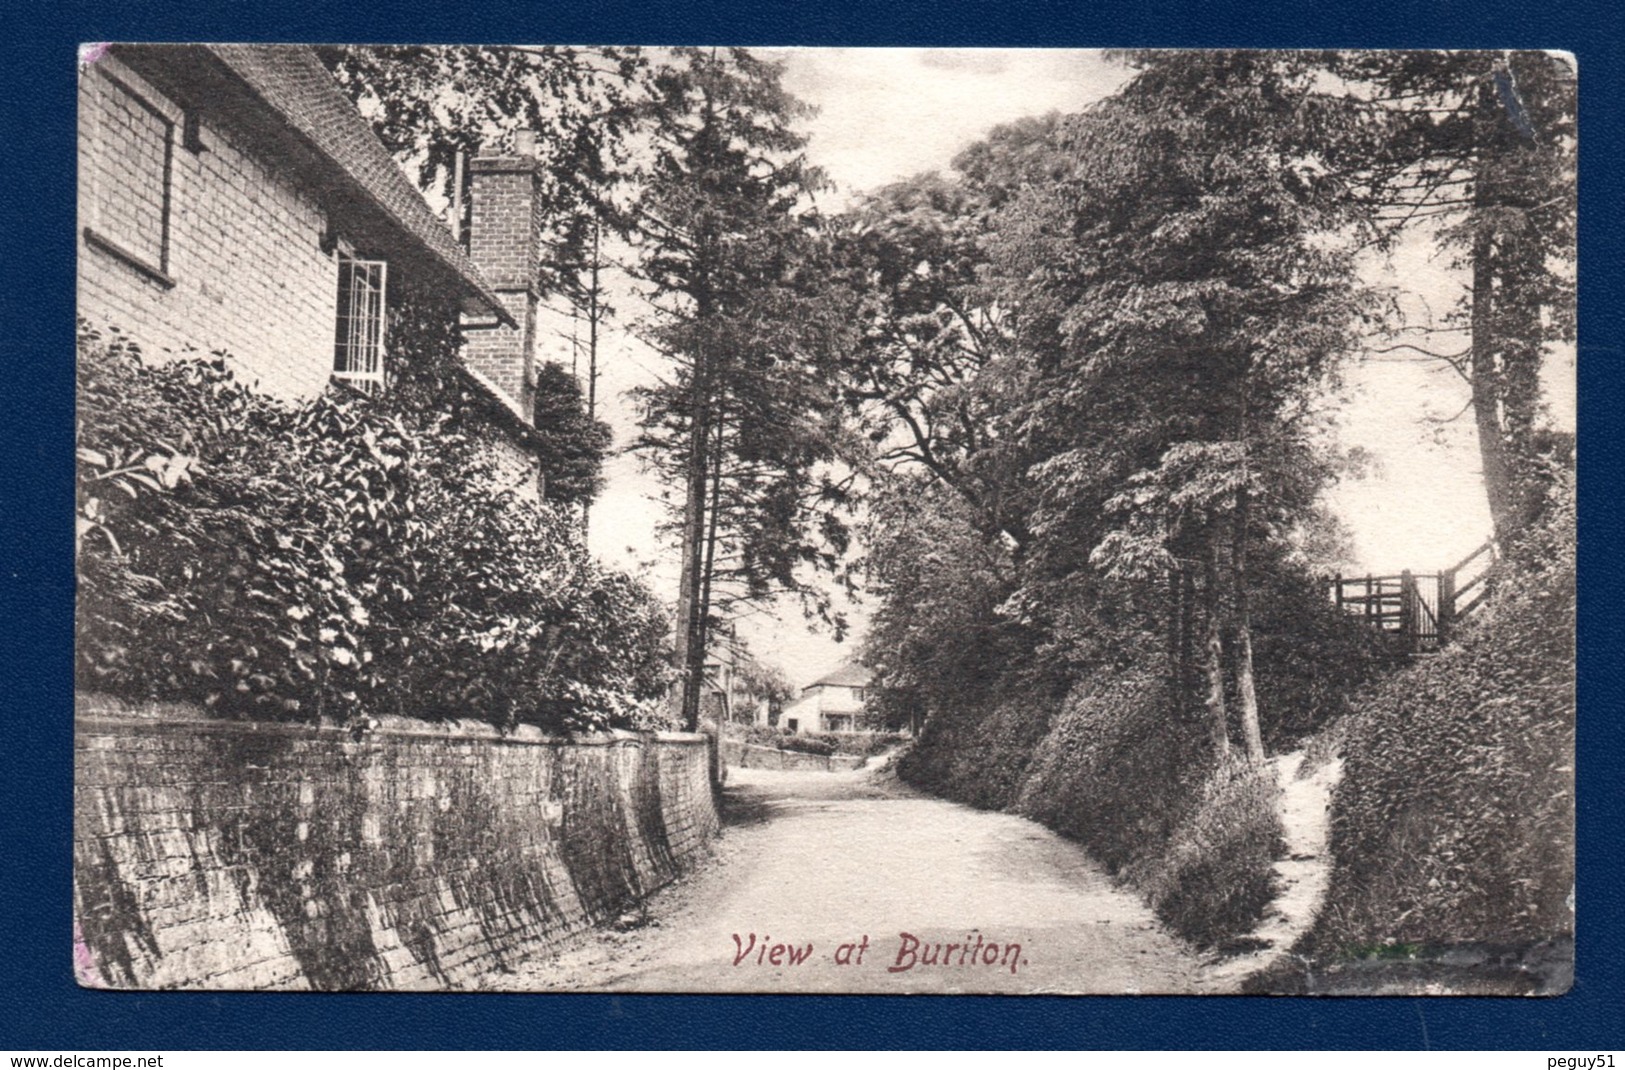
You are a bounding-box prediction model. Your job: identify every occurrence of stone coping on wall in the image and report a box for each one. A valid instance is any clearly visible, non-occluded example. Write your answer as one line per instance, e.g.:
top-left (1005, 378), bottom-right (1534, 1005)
top-left (73, 692), bottom-right (708, 748)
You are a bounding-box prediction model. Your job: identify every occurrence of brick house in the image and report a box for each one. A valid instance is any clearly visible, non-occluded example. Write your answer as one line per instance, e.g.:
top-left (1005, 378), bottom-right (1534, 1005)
top-left (77, 43), bottom-right (560, 499)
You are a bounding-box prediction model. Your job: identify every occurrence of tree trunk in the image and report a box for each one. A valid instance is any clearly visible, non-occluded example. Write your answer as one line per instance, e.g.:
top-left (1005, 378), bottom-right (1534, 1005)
top-left (581, 215), bottom-right (602, 537)
top-left (1467, 78), bottom-right (1522, 545)
top-left (694, 400), bottom-right (728, 725)
top-left (1202, 537), bottom-right (1231, 764)
top-left (671, 436), bottom-right (709, 729)
top-left (1167, 568), bottom-right (1182, 703)
top-left (1180, 567), bottom-right (1195, 706)
top-left (1231, 489), bottom-right (1265, 765)
top-left (1469, 206), bottom-right (1516, 544)
top-left (671, 330), bottom-right (713, 731)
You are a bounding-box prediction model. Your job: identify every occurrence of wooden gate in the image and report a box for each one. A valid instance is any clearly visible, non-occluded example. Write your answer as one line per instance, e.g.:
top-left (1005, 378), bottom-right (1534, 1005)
top-left (1330, 539), bottom-right (1496, 653)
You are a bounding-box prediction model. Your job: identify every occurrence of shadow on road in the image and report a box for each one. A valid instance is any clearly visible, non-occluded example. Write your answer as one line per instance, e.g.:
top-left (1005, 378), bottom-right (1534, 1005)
top-left (719, 765), bottom-right (917, 830)
top-left (719, 782), bottom-right (789, 828)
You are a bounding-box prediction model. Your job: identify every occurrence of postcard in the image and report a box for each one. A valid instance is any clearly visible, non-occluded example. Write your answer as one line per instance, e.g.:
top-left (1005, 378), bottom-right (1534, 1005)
top-left (73, 43), bottom-right (1575, 995)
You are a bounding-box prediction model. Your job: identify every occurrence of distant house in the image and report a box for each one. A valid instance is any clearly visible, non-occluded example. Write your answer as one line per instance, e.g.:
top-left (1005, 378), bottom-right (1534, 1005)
top-left (701, 630), bottom-right (774, 727)
top-left (77, 44), bottom-right (562, 499)
top-left (781, 662), bottom-right (873, 734)
top-left (700, 636), bottom-right (743, 725)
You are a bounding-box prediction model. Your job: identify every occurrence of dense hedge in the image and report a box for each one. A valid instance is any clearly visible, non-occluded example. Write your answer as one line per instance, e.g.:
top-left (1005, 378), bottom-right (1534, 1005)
top-left (735, 724), bottom-right (908, 757)
top-left (1134, 759), bottom-right (1283, 948)
top-left (1013, 670), bottom-right (1208, 874)
top-left (1306, 472), bottom-right (1576, 955)
top-left (897, 691), bottom-right (1059, 812)
top-left (76, 324), bottom-right (671, 731)
top-left (900, 663), bottom-right (1284, 946)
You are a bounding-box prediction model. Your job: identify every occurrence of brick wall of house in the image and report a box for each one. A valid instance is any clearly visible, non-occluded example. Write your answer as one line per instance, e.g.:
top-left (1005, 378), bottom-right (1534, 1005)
top-left (79, 56), bottom-right (550, 500)
top-left (462, 290), bottom-right (536, 411)
top-left (73, 695), bottom-right (719, 991)
top-left (78, 58), bottom-right (339, 400)
top-left (480, 431), bottom-right (544, 505)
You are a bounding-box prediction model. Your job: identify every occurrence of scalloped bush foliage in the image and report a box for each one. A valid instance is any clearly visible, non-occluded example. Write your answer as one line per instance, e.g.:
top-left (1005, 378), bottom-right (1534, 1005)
top-left (1308, 471), bottom-right (1575, 954)
top-left (1132, 760), bottom-right (1284, 947)
top-left (76, 323), bottom-right (669, 731)
top-left (1013, 669), bottom-right (1209, 874)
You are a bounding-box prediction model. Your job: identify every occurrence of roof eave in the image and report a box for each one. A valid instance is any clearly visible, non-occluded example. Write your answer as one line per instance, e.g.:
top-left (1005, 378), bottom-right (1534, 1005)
top-left (194, 45), bottom-right (517, 329)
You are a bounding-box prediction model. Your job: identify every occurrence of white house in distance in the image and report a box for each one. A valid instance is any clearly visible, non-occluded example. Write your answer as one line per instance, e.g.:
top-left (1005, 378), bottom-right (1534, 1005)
top-left (776, 662), bottom-right (874, 734)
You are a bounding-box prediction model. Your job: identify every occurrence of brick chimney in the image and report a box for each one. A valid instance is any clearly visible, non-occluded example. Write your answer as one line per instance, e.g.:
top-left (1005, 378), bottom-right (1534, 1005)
top-left (463, 131), bottom-right (544, 419)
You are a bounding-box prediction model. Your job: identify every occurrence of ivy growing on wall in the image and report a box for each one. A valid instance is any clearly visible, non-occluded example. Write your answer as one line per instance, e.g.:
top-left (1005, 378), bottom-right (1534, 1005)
top-left (76, 317), bottom-right (671, 731)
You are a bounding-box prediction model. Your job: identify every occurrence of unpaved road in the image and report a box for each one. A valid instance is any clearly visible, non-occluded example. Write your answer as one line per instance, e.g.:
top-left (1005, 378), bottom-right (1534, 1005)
top-left (485, 763), bottom-right (1210, 994)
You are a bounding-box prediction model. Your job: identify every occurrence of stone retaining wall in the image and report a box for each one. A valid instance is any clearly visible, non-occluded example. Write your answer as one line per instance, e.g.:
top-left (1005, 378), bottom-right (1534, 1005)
top-left (72, 694), bottom-right (719, 990)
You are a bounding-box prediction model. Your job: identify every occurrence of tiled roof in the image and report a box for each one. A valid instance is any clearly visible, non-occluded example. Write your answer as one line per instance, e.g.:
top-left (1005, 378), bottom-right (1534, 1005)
top-left (805, 662), bottom-right (873, 690)
top-left (203, 45), bottom-right (510, 325)
top-left (781, 694), bottom-right (817, 715)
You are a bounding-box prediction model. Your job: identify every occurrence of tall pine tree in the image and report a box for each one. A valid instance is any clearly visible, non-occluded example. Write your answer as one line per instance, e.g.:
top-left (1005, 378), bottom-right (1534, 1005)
top-left (630, 49), bottom-right (857, 728)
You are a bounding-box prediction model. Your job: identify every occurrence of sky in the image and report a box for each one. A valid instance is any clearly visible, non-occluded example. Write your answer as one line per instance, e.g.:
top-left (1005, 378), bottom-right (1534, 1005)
top-left (570, 48), bottom-right (1576, 689)
top-left (578, 49), bottom-right (1139, 688)
top-left (763, 48), bottom-right (1131, 201)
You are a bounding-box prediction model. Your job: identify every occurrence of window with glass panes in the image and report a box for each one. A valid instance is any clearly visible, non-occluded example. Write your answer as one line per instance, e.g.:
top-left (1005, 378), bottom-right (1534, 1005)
top-left (333, 254), bottom-right (387, 391)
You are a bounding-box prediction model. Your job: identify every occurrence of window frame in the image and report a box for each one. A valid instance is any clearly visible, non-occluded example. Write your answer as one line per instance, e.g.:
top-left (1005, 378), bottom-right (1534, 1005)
top-left (83, 67), bottom-right (177, 287)
top-left (332, 252), bottom-right (389, 393)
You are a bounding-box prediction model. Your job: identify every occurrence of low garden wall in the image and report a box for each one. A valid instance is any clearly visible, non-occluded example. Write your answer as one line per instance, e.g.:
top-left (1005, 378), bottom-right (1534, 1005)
top-left (72, 694), bottom-right (719, 991)
top-left (720, 739), bottom-right (866, 772)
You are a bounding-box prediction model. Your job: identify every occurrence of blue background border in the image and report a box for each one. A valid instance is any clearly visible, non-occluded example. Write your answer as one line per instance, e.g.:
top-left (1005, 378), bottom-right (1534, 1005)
top-left (4, 0), bottom-right (1620, 1050)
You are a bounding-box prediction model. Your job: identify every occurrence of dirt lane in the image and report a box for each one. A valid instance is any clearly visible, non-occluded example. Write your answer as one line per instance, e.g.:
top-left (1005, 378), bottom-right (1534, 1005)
top-left (486, 763), bottom-right (1208, 993)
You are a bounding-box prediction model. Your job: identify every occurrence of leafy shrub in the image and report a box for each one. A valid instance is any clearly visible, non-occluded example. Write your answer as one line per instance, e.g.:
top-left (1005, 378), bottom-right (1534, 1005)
top-left (734, 724), bottom-right (907, 757)
top-left (1014, 668), bottom-right (1208, 873)
top-left (736, 723), bottom-right (830, 754)
top-left (779, 734), bottom-right (836, 756)
top-left (1134, 761), bottom-right (1284, 947)
top-left (736, 723), bottom-right (788, 747)
top-left (842, 731), bottom-right (909, 756)
top-left (76, 322), bottom-right (670, 731)
top-left (1307, 470), bottom-right (1575, 955)
top-left (367, 432), bottom-right (669, 727)
top-left (77, 326), bottom-right (396, 719)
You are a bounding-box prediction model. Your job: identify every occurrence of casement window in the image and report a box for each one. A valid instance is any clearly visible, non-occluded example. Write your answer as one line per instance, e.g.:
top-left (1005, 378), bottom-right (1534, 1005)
top-left (83, 71), bottom-right (176, 286)
top-left (332, 254), bottom-right (387, 392)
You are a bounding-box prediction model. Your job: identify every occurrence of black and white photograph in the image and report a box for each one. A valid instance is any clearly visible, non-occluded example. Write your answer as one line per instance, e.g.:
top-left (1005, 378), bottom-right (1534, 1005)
top-left (72, 44), bottom-right (1576, 996)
